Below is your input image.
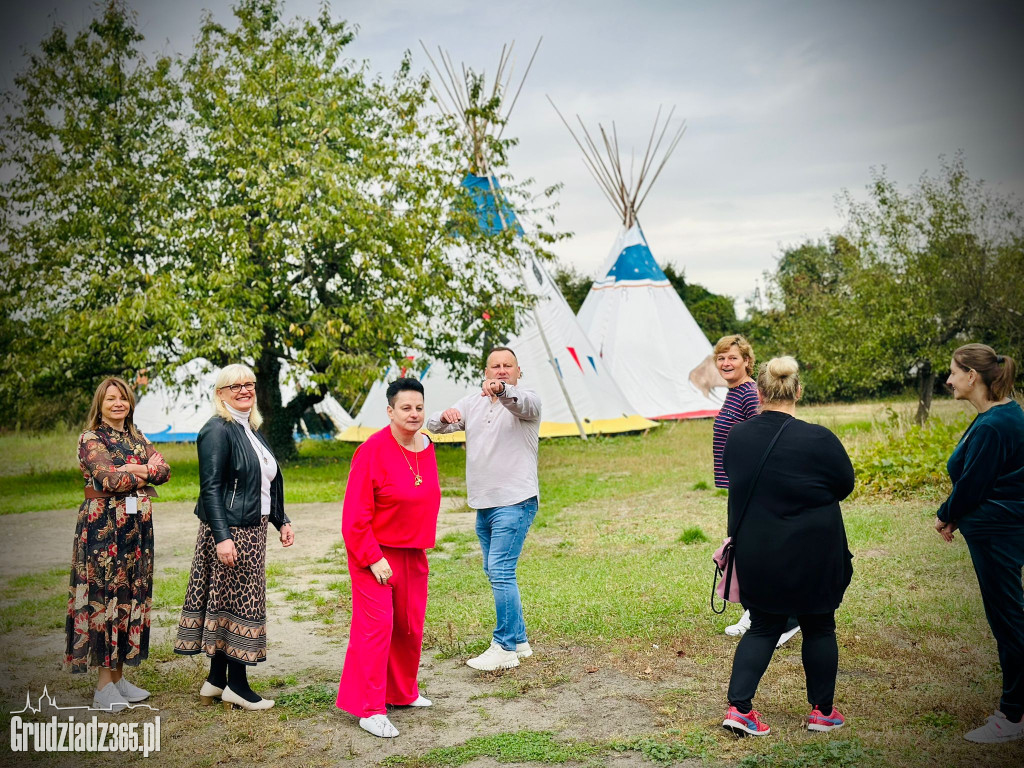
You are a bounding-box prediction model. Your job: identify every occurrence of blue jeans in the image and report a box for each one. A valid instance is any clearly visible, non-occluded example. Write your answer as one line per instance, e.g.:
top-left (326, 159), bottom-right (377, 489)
top-left (475, 496), bottom-right (538, 651)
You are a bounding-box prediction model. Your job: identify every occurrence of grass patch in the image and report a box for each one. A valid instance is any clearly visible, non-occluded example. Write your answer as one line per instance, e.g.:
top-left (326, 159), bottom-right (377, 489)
top-left (275, 683), bottom-right (336, 719)
top-left (1, 568), bottom-right (66, 600)
top-left (430, 628), bottom-right (490, 661)
top-left (381, 730), bottom-right (604, 768)
top-left (153, 568), bottom-right (190, 611)
top-left (610, 728), bottom-right (717, 763)
top-left (736, 738), bottom-right (879, 767)
top-left (677, 526), bottom-right (709, 545)
top-left (470, 670), bottom-right (571, 700)
top-left (0, 592), bottom-right (66, 634)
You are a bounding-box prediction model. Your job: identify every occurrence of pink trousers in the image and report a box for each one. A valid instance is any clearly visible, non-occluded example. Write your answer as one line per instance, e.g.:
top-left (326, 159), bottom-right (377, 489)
top-left (336, 546), bottom-right (429, 717)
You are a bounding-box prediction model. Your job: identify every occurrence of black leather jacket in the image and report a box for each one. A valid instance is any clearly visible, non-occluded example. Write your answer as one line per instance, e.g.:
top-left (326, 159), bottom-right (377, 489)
top-left (194, 416), bottom-right (290, 543)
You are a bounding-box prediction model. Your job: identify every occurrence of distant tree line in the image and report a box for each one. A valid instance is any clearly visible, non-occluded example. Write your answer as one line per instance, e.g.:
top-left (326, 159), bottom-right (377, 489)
top-left (748, 155), bottom-right (1023, 419)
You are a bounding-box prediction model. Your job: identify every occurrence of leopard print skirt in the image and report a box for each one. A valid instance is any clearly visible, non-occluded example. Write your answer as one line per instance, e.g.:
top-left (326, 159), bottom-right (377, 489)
top-left (174, 519), bottom-right (268, 665)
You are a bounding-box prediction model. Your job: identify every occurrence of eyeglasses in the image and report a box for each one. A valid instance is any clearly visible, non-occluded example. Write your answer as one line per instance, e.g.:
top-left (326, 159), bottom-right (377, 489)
top-left (220, 381), bottom-right (256, 393)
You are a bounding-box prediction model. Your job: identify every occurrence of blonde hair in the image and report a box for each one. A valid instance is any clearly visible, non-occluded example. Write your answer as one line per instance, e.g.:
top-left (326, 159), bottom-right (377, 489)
top-left (85, 377), bottom-right (142, 439)
top-left (713, 334), bottom-right (755, 377)
top-left (757, 356), bottom-right (801, 403)
top-left (212, 363), bottom-right (263, 429)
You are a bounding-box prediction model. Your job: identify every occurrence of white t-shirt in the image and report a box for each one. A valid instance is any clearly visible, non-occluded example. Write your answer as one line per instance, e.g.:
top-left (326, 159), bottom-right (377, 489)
top-left (427, 383), bottom-right (540, 509)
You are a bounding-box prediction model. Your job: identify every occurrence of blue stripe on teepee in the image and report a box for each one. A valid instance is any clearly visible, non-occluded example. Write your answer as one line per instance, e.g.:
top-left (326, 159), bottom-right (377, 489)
top-left (554, 358), bottom-right (563, 378)
top-left (588, 355), bottom-right (597, 373)
top-left (605, 242), bottom-right (667, 282)
top-left (460, 175), bottom-right (524, 236)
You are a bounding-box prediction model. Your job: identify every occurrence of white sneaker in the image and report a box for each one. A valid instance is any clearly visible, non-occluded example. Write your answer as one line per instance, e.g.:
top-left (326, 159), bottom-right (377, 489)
top-left (466, 641), bottom-right (520, 671)
top-left (776, 625), bottom-right (801, 648)
top-left (114, 677), bottom-right (150, 703)
top-left (409, 695), bottom-right (432, 707)
top-left (359, 714), bottom-right (399, 738)
top-left (516, 642), bottom-right (533, 659)
top-left (725, 610), bottom-right (751, 637)
top-left (92, 683), bottom-right (129, 713)
top-left (965, 710), bottom-right (1024, 743)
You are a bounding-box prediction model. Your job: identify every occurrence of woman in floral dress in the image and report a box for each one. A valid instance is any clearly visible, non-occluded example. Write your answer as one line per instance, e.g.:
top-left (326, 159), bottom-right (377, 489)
top-left (66, 377), bottom-right (170, 712)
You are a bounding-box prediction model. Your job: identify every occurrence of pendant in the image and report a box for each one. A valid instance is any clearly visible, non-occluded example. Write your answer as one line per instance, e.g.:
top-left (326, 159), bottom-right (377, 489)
top-left (414, 475), bottom-right (423, 486)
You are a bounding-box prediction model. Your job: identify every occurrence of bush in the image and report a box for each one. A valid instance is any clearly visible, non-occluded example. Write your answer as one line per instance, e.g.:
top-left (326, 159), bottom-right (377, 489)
top-left (851, 410), bottom-right (972, 498)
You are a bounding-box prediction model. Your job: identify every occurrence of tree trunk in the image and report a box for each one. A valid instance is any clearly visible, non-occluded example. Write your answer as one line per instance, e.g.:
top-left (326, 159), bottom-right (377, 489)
top-left (915, 359), bottom-right (935, 426)
top-left (254, 346), bottom-right (298, 462)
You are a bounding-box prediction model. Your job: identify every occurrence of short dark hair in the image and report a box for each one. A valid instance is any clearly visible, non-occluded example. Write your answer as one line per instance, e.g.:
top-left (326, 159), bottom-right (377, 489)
top-left (386, 377), bottom-right (424, 406)
top-left (486, 346), bottom-right (518, 365)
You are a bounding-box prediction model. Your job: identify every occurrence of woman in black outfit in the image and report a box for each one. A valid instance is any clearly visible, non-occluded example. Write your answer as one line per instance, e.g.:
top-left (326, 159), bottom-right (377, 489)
top-left (174, 364), bottom-right (295, 710)
top-left (721, 357), bottom-right (854, 737)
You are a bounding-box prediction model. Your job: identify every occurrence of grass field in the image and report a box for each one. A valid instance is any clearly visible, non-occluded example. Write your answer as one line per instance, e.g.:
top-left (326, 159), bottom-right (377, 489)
top-left (1, 397), bottom-right (1019, 767)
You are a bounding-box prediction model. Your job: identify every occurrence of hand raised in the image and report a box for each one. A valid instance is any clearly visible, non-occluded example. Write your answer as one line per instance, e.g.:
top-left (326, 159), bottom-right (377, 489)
top-left (480, 379), bottom-right (505, 397)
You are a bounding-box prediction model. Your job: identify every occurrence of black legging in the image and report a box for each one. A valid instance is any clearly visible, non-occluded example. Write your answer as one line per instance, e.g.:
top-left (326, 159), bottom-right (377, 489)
top-left (728, 609), bottom-right (838, 713)
top-left (208, 652), bottom-right (258, 700)
top-left (964, 531), bottom-right (1024, 723)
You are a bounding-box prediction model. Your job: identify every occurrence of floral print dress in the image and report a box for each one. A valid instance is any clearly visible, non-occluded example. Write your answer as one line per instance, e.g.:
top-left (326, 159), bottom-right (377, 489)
top-left (65, 424), bottom-right (170, 673)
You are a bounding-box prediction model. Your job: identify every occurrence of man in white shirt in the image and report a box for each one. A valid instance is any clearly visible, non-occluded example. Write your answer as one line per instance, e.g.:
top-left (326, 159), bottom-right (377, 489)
top-left (427, 347), bottom-right (541, 671)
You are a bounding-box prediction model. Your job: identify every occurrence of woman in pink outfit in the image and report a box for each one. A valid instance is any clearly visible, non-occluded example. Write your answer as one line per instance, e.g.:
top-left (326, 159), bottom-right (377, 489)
top-left (336, 377), bottom-right (441, 738)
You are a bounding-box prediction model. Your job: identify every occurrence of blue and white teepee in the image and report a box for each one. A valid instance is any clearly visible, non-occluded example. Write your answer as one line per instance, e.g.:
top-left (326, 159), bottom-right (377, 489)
top-left (554, 105), bottom-right (727, 419)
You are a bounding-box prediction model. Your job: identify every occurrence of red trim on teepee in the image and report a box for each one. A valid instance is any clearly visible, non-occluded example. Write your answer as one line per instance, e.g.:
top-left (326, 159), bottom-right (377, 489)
top-left (651, 409), bottom-right (720, 420)
top-left (566, 346), bottom-right (583, 372)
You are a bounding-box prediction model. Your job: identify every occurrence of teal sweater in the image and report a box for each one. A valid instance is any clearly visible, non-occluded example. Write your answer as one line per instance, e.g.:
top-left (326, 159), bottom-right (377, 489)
top-left (937, 401), bottom-right (1024, 535)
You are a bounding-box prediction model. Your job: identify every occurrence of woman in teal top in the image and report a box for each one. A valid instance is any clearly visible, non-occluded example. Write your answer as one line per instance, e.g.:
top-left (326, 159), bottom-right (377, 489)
top-left (935, 343), bottom-right (1023, 745)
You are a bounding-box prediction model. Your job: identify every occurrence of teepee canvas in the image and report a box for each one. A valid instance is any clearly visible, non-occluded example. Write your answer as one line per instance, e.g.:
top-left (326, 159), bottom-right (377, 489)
top-left (553, 103), bottom-right (727, 419)
top-left (341, 44), bottom-right (653, 442)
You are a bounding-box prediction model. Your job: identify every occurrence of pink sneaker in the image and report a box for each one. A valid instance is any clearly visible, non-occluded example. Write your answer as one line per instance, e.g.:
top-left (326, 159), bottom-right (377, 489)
top-left (723, 706), bottom-right (771, 736)
top-left (807, 706), bottom-right (845, 732)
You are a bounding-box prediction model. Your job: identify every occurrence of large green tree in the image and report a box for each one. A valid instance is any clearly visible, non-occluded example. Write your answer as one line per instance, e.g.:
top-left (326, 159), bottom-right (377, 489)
top-left (755, 156), bottom-right (1024, 419)
top-left (0, 1), bottom-right (188, 428)
top-left (175, 0), bottom-right (532, 457)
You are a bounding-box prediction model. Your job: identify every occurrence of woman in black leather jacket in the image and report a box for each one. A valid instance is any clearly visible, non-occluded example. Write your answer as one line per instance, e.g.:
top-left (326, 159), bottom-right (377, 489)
top-left (174, 364), bottom-right (294, 711)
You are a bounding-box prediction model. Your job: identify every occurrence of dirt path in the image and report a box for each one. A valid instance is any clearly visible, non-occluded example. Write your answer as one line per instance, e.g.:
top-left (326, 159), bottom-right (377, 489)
top-left (0, 502), bottom-right (690, 768)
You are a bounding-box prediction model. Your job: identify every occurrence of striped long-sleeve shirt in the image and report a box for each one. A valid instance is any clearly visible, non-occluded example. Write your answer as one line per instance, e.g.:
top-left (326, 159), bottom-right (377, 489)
top-left (713, 380), bottom-right (759, 488)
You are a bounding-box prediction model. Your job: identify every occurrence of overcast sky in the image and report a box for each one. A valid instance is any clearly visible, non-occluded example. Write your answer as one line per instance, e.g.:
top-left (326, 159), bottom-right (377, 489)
top-left (4, 1), bottom-right (1022, 313)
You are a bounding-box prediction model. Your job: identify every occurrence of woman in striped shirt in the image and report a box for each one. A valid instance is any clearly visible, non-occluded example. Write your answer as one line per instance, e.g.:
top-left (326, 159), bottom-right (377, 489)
top-left (712, 335), bottom-right (759, 638)
top-left (712, 335), bottom-right (759, 489)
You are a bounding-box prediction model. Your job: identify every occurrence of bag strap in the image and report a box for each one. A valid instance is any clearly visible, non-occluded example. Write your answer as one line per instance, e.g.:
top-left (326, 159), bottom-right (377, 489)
top-left (729, 416), bottom-right (794, 543)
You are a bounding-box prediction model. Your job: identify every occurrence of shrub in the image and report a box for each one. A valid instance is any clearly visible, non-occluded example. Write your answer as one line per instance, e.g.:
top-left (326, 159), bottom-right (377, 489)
top-left (851, 410), bottom-right (971, 498)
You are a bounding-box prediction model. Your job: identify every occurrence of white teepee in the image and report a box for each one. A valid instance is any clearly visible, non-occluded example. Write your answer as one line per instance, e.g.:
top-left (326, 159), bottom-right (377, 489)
top-left (552, 103), bottom-right (727, 419)
top-left (340, 44), bottom-right (654, 442)
top-left (135, 358), bottom-right (353, 442)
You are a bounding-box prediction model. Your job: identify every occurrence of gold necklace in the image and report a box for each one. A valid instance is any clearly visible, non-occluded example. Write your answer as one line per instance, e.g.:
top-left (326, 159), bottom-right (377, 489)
top-left (394, 433), bottom-right (423, 486)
